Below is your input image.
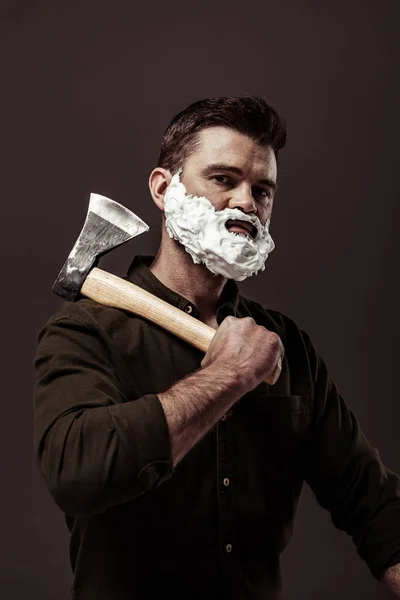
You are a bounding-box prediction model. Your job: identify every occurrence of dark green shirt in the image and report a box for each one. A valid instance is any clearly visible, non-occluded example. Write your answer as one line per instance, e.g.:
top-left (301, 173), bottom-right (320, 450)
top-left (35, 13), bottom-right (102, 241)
top-left (34, 256), bottom-right (400, 600)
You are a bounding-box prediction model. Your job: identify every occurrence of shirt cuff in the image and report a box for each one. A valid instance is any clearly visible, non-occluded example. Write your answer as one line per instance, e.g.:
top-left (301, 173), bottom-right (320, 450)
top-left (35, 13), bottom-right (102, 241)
top-left (109, 393), bottom-right (173, 492)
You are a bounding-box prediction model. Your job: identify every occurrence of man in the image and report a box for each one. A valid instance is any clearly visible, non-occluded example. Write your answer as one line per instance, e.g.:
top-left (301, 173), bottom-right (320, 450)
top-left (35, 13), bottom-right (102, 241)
top-left (34, 96), bottom-right (400, 599)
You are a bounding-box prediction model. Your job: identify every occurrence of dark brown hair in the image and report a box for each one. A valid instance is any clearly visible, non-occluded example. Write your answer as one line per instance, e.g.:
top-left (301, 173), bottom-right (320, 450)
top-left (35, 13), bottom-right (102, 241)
top-left (157, 95), bottom-right (287, 174)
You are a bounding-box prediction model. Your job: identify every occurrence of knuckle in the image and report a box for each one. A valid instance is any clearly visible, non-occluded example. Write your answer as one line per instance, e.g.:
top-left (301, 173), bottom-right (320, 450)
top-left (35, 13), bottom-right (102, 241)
top-left (274, 331), bottom-right (282, 343)
top-left (242, 316), bottom-right (255, 326)
top-left (269, 332), bottom-right (282, 348)
top-left (221, 316), bottom-right (235, 329)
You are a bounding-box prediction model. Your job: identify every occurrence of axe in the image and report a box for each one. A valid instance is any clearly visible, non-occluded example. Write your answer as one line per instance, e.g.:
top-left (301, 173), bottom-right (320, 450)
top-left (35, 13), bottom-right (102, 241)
top-left (53, 193), bottom-right (281, 385)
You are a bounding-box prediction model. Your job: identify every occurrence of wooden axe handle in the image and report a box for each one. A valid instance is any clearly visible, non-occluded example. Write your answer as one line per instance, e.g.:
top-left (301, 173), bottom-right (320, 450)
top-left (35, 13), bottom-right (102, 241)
top-left (81, 267), bottom-right (280, 385)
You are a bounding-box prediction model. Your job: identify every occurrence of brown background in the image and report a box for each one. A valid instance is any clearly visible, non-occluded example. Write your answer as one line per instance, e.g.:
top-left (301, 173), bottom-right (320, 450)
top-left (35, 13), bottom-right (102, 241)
top-left (1, 0), bottom-right (399, 598)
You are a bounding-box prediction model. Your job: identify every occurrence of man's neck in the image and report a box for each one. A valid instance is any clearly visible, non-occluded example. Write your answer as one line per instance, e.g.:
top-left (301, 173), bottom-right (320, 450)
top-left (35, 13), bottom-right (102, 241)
top-left (149, 236), bottom-right (227, 323)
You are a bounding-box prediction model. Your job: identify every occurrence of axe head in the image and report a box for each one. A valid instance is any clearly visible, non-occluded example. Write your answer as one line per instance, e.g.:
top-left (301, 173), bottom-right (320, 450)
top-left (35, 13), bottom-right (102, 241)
top-left (52, 193), bottom-right (149, 301)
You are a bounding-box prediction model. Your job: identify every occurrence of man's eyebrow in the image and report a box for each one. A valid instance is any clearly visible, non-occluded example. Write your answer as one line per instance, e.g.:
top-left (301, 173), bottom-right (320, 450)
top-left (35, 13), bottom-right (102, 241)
top-left (201, 163), bottom-right (278, 192)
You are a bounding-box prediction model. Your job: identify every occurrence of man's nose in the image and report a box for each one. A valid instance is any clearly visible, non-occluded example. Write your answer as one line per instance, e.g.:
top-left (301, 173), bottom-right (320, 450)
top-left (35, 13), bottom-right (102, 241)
top-left (228, 186), bottom-right (256, 214)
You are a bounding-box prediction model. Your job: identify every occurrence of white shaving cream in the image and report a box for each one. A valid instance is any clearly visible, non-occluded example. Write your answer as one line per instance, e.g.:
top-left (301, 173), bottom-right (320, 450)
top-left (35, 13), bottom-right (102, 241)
top-left (163, 170), bottom-right (275, 281)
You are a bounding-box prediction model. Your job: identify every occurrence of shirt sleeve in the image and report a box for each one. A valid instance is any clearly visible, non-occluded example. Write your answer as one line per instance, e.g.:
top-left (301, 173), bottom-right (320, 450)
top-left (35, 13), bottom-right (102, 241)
top-left (34, 312), bottom-right (173, 518)
top-left (300, 328), bottom-right (400, 581)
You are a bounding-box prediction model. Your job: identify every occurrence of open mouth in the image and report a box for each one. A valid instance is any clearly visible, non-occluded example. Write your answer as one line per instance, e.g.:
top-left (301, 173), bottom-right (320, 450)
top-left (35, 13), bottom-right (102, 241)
top-left (225, 219), bottom-right (257, 240)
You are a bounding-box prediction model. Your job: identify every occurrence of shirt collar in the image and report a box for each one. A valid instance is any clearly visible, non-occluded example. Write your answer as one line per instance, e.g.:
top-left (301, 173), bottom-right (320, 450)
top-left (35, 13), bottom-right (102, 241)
top-left (126, 255), bottom-right (240, 318)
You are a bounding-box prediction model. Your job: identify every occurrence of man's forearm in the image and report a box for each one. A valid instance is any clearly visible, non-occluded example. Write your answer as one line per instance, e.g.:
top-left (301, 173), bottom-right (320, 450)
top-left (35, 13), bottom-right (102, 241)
top-left (383, 563), bottom-right (400, 597)
top-left (159, 362), bottom-right (246, 467)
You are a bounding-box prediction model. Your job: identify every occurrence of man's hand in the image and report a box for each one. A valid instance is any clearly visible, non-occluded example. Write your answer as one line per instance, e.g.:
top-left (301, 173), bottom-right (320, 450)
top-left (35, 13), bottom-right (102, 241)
top-left (383, 563), bottom-right (400, 597)
top-left (160, 316), bottom-right (284, 467)
top-left (201, 315), bottom-right (284, 393)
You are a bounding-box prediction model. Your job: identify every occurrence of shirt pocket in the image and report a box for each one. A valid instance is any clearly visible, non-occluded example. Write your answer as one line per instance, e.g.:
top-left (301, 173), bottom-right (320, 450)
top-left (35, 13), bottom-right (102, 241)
top-left (252, 393), bottom-right (311, 415)
top-left (235, 393), bottom-right (312, 485)
top-left (249, 392), bottom-right (311, 442)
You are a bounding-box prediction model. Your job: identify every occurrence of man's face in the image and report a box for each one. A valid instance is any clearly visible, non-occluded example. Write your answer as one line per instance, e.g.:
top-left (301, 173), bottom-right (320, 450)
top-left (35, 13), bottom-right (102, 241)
top-left (179, 126), bottom-right (278, 231)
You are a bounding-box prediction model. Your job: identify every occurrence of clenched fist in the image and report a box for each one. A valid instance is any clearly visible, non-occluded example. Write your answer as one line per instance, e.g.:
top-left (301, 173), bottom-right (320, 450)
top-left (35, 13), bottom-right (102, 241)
top-left (201, 316), bottom-right (284, 392)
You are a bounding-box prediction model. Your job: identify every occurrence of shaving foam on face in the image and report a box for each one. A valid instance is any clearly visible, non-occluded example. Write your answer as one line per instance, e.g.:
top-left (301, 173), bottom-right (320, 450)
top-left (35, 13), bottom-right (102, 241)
top-left (163, 169), bottom-right (275, 281)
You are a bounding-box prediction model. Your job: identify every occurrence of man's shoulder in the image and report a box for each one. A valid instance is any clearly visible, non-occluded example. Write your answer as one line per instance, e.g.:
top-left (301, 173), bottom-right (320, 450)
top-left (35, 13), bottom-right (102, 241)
top-left (44, 296), bottom-right (129, 333)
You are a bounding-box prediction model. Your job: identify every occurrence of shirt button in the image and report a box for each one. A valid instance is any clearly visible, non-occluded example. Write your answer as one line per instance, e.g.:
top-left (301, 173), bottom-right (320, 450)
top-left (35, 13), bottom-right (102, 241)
top-left (221, 414), bottom-right (227, 421)
top-left (226, 544), bottom-right (232, 553)
top-left (223, 478), bottom-right (230, 487)
top-left (183, 304), bottom-right (193, 314)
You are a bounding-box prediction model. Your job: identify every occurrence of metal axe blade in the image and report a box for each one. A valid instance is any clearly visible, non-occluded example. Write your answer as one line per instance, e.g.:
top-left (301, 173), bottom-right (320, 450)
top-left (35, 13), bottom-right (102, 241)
top-left (52, 193), bottom-right (149, 301)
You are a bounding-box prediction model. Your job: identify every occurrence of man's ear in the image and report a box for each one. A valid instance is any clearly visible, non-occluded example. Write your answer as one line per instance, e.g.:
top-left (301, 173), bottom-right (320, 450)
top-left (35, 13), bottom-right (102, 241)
top-left (148, 167), bottom-right (172, 211)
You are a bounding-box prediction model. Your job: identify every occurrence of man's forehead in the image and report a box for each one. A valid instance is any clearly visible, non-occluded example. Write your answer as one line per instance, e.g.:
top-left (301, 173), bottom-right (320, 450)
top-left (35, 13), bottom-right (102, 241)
top-left (192, 126), bottom-right (277, 179)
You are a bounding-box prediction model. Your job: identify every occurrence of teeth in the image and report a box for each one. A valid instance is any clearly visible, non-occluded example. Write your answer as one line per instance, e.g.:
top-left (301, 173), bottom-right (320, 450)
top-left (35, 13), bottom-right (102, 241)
top-left (229, 231), bottom-right (252, 240)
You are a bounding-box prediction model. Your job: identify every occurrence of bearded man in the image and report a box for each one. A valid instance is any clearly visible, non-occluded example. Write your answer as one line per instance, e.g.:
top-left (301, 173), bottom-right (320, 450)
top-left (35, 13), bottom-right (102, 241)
top-left (34, 96), bottom-right (400, 600)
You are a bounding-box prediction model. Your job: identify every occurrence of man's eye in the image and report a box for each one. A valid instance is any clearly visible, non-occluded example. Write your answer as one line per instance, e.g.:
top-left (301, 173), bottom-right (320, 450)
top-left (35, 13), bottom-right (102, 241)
top-left (212, 175), bottom-right (232, 185)
top-left (254, 187), bottom-right (271, 199)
